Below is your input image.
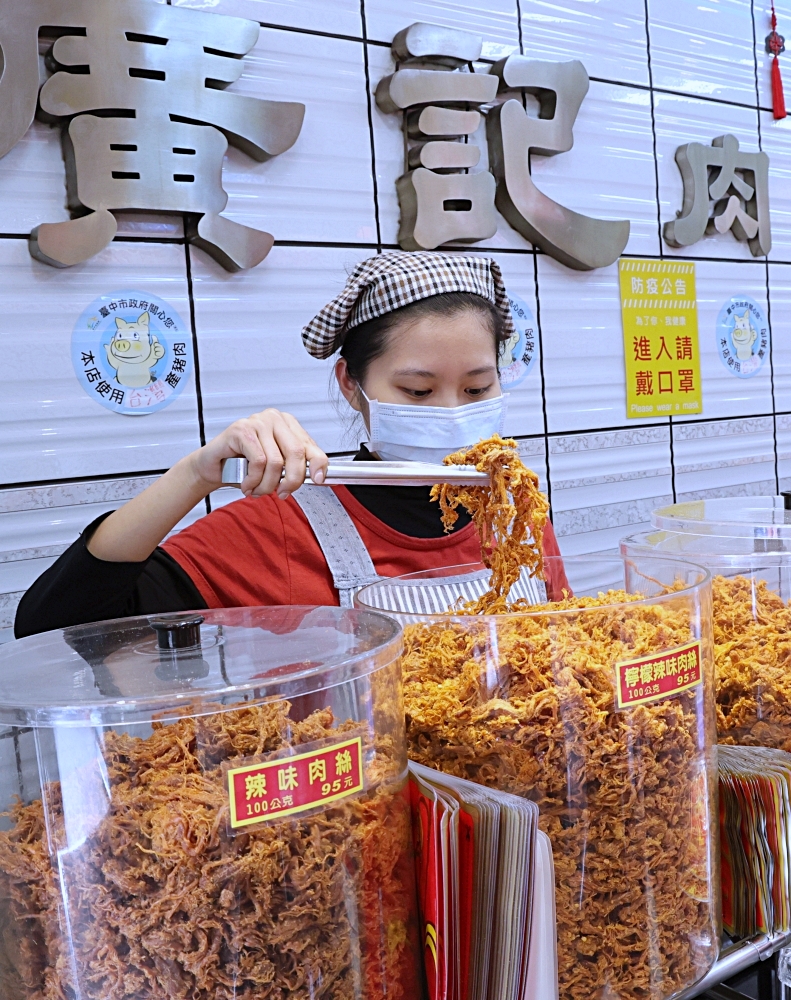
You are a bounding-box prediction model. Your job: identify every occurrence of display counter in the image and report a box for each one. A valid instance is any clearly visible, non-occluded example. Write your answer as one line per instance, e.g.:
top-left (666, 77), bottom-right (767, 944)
top-left (0, 606), bottom-right (422, 1000)
top-left (623, 497), bottom-right (791, 750)
top-left (357, 554), bottom-right (721, 1000)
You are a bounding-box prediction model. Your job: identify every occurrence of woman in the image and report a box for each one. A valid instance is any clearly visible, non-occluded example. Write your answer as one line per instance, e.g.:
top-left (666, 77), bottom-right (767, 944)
top-left (15, 252), bottom-right (568, 637)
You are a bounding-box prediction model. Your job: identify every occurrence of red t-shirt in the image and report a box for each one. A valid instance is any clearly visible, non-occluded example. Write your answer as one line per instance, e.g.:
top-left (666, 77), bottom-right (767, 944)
top-left (163, 485), bottom-right (569, 608)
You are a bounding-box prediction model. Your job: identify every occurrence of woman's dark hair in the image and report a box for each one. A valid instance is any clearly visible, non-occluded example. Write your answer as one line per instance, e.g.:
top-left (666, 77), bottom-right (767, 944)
top-left (339, 291), bottom-right (508, 385)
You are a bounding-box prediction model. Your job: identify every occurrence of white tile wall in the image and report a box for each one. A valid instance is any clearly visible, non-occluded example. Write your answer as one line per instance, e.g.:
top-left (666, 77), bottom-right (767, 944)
top-left (680, 259), bottom-right (773, 420)
top-left (0, 0), bottom-right (786, 641)
top-left (550, 426), bottom-right (673, 558)
top-left (367, 43), bottom-right (406, 248)
top-left (219, 29), bottom-right (377, 245)
top-left (673, 416), bottom-right (777, 499)
top-left (538, 257), bottom-right (668, 433)
top-left (776, 412), bottom-right (791, 489)
top-left (754, 0), bottom-right (789, 110)
top-left (487, 252), bottom-right (545, 438)
top-left (0, 240), bottom-right (202, 486)
top-left (173, 0), bottom-right (364, 37)
top-left (364, 0), bottom-right (520, 59)
top-left (191, 245), bottom-right (370, 455)
top-left (655, 91), bottom-right (761, 261)
top-left (520, 0), bottom-right (650, 87)
top-left (768, 262), bottom-right (791, 409)
top-left (529, 82), bottom-right (659, 258)
top-left (0, 123), bottom-right (69, 234)
top-left (648, 0), bottom-right (758, 106)
top-left (761, 111), bottom-right (791, 262)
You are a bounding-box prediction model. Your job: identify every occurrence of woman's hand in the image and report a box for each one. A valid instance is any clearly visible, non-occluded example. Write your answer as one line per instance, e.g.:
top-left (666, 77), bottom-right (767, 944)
top-left (189, 409), bottom-right (329, 500)
top-left (88, 410), bottom-right (327, 563)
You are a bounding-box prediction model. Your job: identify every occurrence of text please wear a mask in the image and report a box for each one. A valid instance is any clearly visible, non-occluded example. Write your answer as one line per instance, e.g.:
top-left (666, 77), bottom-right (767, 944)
top-left (364, 392), bottom-right (509, 465)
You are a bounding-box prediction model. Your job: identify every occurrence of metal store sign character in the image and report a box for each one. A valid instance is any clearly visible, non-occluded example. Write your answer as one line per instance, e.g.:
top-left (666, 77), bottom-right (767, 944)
top-left (376, 22), bottom-right (630, 270)
top-left (664, 134), bottom-right (771, 257)
top-left (0, 0), bottom-right (305, 271)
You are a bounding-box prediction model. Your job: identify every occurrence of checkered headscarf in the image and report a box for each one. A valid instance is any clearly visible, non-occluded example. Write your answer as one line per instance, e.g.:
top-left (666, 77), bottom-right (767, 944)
top-left (301, 251), bottom-right (516, 360)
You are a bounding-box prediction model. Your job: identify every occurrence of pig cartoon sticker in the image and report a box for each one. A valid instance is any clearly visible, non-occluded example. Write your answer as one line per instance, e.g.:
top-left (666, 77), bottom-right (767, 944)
top-left (72, 291), bottom-right (192, 415)
top-left (498, 295), bottom-right (539, 389)
top-left (106, 313), bottom-right (166, 388)
top-left (716, 296), bottom-right (769, 379)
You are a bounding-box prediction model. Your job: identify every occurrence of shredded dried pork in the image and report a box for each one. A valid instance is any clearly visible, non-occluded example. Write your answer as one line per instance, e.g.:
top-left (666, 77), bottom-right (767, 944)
top-left (714, 574), bottom-right (791, 749)
top-left (431, 434), bottom-right (549, 612)
top-left (0, 703), bottom-right (418, 1000)
top-left (408, 439), bottom-right (717, 1000)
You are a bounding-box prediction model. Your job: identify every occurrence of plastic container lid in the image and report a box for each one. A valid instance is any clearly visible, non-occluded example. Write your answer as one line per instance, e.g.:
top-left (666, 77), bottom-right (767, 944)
top-left (0, 606), bottom-right (402, 727)
top-left (652, 497), bottom-right (791, 539)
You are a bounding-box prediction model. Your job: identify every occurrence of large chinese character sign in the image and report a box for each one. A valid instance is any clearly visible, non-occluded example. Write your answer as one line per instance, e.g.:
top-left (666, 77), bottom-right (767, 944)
top-left (619, 259), bottom-right (702, 419)
top-left (664, 135), bottom-right (770, 257)
top-left (0, 1), bottom-right (305, 271)
top-left (376, 22), bottom-right (629, 270)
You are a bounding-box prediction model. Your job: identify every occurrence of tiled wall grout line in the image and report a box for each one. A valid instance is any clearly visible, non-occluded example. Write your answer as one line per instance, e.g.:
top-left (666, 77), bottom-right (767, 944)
top-left (513, 2), bottom-right (548, 509)
top-left (359, 3), bottom-right (383, 249)
top-left (752, 0), bottom-right (780, 492)
top-left (531, 252), bottom-right (553, 513)
top-left (643, 0), bottom-right (676, 503)
top-left (183, 243), bottom-right (211, 515)
top-left (589, 78), bottom-right (763, 112)
top-left (0, 229), bottom-right (785, 267)
top-left (766, 256), bottom-right (780, 492)
top-left (257, 21), bottom-right (368, 45)
top-left (515, 0), bottom-right (524, 55)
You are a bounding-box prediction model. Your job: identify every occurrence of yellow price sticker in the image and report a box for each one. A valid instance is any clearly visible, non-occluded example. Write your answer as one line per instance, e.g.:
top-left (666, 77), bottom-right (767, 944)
top-left (619, 259), bottom-right (702, 419)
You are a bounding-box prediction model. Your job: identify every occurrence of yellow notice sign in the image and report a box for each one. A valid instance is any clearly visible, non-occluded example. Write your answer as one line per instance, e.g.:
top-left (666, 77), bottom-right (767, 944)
top-left (619, 259), bottom-right (702, 419)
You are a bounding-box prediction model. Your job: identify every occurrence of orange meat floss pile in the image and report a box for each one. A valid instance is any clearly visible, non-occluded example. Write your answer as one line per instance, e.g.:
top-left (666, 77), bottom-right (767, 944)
top-left (431, 435), bottom-right (550, 612)
top-left (401, 437), bottom-right (718, 1000)
top-left (714, 574), bottom-right (791, 750)
top-left (0, 703), bottom-right (419, 1000)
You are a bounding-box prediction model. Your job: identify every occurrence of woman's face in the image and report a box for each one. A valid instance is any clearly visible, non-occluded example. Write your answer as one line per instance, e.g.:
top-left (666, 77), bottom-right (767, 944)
top-left (335, 309), bottom-right (500, 417)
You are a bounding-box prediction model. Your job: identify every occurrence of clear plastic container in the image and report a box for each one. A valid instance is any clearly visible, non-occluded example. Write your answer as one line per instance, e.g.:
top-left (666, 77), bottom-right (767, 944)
top-left (622, 497), bottom-right (791, 751)
top-left (0, 606), bottom-right (422, 1000)
top-left (356, 555), bottom-right (720, 1000)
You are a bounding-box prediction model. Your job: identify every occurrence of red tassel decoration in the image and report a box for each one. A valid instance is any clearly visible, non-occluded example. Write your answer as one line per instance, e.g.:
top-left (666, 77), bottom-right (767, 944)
top-left (772, 51), bottom-right (787, 118)
top-left (767, 4), bottom-right (787, 120)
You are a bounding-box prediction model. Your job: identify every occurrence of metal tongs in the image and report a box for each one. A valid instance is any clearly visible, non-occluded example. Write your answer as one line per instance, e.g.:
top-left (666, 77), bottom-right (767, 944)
top-left (221, 456), bottom-right (489, 488)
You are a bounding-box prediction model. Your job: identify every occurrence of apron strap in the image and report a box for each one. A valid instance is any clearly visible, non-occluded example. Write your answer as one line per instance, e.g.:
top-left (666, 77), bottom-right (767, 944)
top-left (293, 486), bottom-right (382, 607)
top-left (294, 484), bottom-right (547, 610)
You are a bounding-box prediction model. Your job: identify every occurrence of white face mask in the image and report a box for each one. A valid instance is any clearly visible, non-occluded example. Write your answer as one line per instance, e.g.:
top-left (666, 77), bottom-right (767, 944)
top-left (363, 390), bottom-right (509, 465)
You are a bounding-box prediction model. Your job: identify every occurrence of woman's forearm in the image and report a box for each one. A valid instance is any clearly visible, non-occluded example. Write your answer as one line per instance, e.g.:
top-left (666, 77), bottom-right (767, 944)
top-left (87, 453), bottom-right (211, 562)
top-left (86, 408), bottom-right (329, 564)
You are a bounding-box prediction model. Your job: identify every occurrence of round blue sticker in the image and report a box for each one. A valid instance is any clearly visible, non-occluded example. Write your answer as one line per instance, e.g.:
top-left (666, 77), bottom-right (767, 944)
top-left (499, 295), bottom-right (540, 388)
top-left (72, 291), bottom-right (192, 414)
top-left (716, 296), bottom-right (769, 379)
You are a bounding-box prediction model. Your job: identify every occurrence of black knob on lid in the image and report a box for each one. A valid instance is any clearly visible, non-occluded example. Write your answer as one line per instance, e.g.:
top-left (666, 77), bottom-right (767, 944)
top-left (149, 614), bottom-right (204, 651)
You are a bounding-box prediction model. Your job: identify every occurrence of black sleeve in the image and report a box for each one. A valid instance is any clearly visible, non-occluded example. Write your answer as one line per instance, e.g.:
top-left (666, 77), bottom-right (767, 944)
top-left (14, 512), bottom-right (207, 638)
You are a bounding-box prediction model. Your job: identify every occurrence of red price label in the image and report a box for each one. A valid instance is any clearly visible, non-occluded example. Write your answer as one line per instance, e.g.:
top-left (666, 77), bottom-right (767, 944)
top-left (227, 736), bottom-right (363, 829)
top-left (615, 640), bottom-right (702, 710)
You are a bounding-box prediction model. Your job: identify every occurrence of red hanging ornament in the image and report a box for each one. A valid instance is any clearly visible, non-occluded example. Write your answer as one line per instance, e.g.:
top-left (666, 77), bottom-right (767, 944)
top-left (767, 3), bottom-right (787, 119)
